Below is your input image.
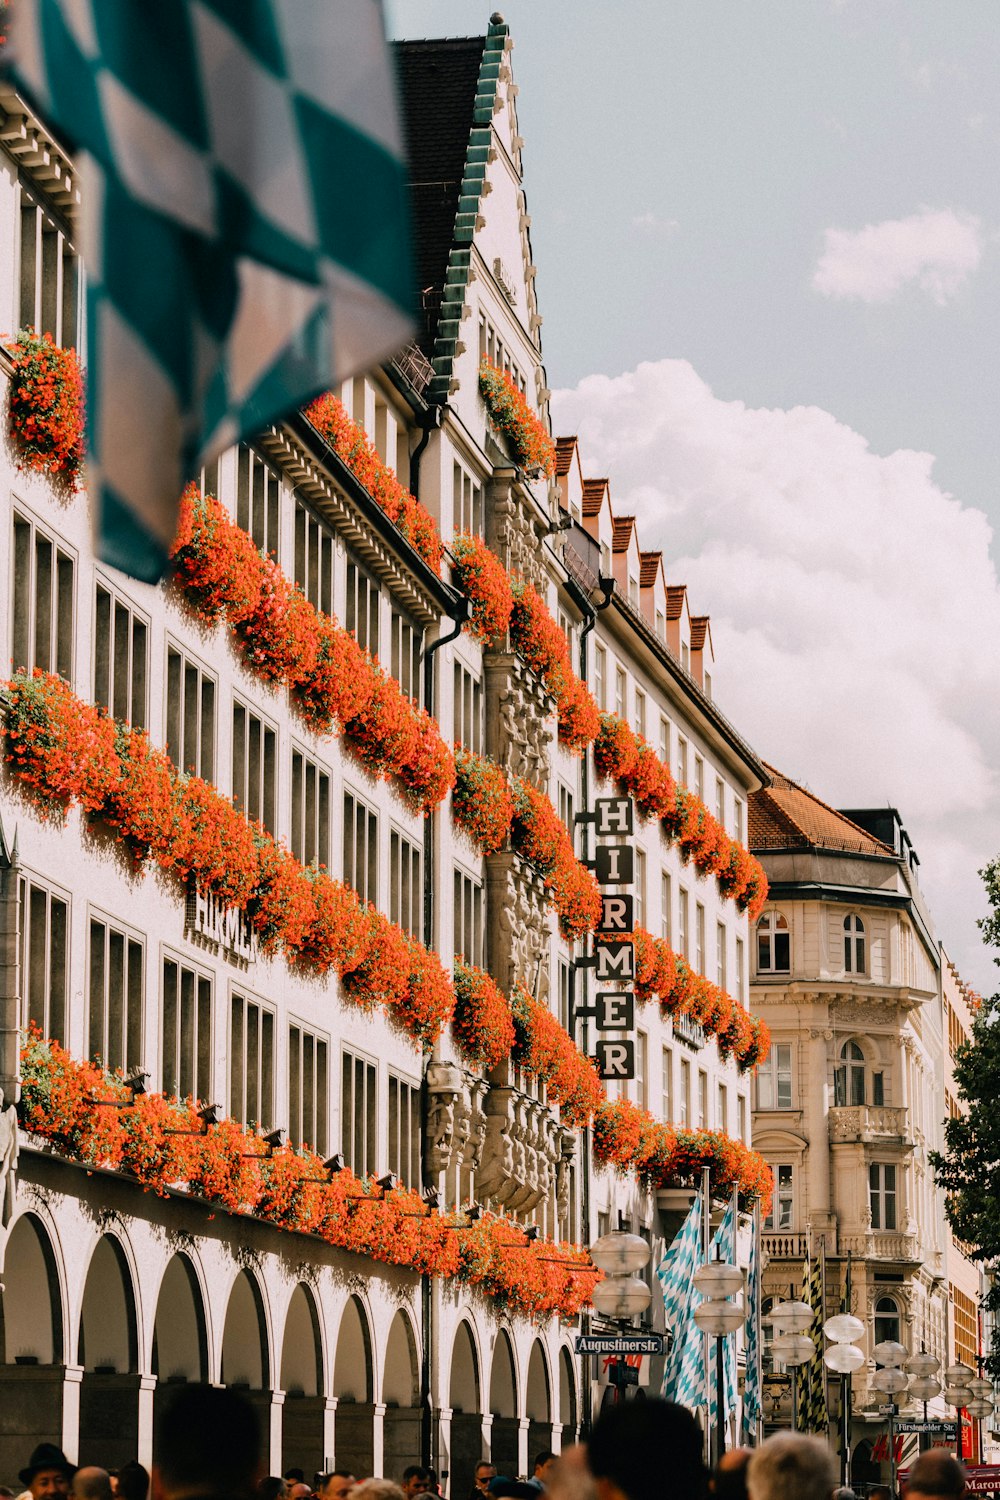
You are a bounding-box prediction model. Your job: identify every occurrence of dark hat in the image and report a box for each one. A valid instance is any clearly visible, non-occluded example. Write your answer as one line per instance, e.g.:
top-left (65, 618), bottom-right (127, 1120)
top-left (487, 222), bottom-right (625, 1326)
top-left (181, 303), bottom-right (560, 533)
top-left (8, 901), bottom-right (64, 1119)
top-left (19, 1443), bottom-right (76, 1487)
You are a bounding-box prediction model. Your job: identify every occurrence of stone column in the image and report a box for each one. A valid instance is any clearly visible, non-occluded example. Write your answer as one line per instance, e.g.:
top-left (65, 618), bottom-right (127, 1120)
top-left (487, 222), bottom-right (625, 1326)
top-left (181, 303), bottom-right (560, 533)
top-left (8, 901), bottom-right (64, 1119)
top-left (517, 1417), bottom-right (530, 1479)
top-left (62, 1364), bottom-right (84, 1463)
top-left (550, 1422), bottom-right (563, 1455)
top-left (372, 1403), bottom-right (386, 1480)
top-left (481, 1412), bottom-right (494, 1462)
top-left (269, 1390), bottom-right (285, 1475)
top-left (436, 1406), bottom-right (452, 1493)
top-left (137, 1374), bottom-right (157, 1467)
top-left (0, 818), bottom-right (21, 1277)
top-left (323, 1396), bottom-right (338, 1470)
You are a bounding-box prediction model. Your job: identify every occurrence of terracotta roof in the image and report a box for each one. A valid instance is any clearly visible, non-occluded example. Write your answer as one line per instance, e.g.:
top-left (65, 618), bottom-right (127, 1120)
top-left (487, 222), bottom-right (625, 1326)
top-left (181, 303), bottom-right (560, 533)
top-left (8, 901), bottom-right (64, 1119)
top-left (612, 514), bottom-right (635, 552)
top-left (555, 436), bottom-right (577, 477)
top-left (639, 551), bottom-right (663, 588)
top-left (690, 615), bottom-right (710, 651)
top-left (665, 585), bottom-right (687, 620)
top-left (581, 477), bottom-right (609, 516)
top-left (750, 765), bottom-right (895, 856)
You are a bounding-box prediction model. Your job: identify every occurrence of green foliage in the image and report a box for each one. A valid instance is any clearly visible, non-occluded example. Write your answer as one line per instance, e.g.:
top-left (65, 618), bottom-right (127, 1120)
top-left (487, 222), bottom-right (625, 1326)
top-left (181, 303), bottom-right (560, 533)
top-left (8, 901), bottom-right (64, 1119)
top-left (931, 861), bottom-right (1000, 1377)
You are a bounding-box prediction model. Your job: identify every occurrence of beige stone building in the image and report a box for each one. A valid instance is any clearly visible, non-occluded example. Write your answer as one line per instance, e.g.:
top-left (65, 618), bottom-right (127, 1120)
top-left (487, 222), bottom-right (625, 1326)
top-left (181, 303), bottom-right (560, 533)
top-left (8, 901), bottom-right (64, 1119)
top-left (749, 771), bottom-right (957, 1484)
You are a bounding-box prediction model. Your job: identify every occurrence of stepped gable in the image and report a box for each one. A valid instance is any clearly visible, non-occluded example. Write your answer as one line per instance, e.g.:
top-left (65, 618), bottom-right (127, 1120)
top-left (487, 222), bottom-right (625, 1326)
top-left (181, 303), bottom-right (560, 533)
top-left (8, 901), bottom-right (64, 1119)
top-left (393, 34), bottom-right (486, 355)
top-left (750, 764), bottom-right (895, 856)
top-left (554, 435), bottom-right (577, 477)
top-left (581, 477), bottom-right (608, 516)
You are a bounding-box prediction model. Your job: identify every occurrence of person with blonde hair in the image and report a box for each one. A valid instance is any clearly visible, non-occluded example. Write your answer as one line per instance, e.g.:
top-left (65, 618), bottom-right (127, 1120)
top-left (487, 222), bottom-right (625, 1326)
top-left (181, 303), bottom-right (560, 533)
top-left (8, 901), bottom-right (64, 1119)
top-left (746, 1435), bottom-right (837, 1500)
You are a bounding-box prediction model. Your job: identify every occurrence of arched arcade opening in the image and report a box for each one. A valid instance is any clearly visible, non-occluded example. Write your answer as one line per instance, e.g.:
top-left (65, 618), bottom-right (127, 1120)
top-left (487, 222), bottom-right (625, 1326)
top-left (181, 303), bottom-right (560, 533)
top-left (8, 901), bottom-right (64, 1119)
top-left (280, 1283), bottom-right (325, 1478)
top-left (220, 1269), bottom-right (271, 1434)
top-left (448, 1321), bottom-right (481, 1500)
top-left (488, 1331), bottom-right (518, 1478)
top-left (333, 1296), bottom-right (374, 1480)
top-left (525, 1341), bottom-right (551, 1465)
top-left (152, 1254), bottom-right (208, 1439)
top-left (382, 1309), bottom-right (420, 1480)
top-left (77, 1235), bottom-right (140, 1467)
top-left (0, 1213), bottom-right (64, 1477)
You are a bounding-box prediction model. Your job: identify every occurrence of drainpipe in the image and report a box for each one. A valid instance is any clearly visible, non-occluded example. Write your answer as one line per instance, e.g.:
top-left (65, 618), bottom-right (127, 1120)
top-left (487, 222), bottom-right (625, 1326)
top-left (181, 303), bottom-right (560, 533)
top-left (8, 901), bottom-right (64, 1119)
top-left (409, 404), bottom-right (443, 502)
top-left (419, 595), bottom-right (470, 1471)
top-left (0, 816), bottom-right (20, 1279)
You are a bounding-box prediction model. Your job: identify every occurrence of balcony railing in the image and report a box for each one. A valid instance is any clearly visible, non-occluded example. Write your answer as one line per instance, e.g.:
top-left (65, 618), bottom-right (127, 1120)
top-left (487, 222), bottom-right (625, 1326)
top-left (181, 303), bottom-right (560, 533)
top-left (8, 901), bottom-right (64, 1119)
top-left (828, 1105), bottom-right (908, 1144)
top-left (839, 1230), bottom-right (919, 1262)
top-left (674, 1012), bottom-right (705, 1051)
top-left (761, 1231), bottom-right (809, 1261)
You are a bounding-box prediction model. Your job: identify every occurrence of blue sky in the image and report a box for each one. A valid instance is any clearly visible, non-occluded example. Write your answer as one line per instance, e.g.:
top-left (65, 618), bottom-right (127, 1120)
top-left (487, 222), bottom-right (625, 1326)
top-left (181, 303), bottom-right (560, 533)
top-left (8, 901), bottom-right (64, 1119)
top-left (387, 1), bottom-right (1000, 992)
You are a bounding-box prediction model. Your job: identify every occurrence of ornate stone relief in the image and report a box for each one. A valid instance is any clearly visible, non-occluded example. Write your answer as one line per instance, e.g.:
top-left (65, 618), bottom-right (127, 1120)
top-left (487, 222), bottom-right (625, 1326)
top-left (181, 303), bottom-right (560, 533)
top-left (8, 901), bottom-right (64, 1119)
top-left (474, 1085), bottom-right (564, 1214)
top-left (488, 654), bottom-right (555, 792)
top-left (425, 1064), bottom-right (489, 1183)
top-left (488, 850), bottom-right (551, 1003)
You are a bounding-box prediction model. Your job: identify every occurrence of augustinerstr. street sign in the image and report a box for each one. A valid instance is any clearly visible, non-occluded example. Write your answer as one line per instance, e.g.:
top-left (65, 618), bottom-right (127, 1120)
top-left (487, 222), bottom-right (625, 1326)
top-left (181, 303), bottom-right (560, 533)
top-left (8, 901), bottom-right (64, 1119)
top-left (575, 1334), bottom-right (664, 1356)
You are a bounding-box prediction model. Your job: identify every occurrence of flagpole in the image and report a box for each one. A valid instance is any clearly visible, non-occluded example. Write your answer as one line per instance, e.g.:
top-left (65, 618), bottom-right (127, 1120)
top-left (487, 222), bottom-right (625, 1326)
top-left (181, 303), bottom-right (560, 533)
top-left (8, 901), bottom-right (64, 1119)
top-left (730, 1185), bottom-right (739, 1452)
top-left (754, 1200), bottom-right (764, 1446)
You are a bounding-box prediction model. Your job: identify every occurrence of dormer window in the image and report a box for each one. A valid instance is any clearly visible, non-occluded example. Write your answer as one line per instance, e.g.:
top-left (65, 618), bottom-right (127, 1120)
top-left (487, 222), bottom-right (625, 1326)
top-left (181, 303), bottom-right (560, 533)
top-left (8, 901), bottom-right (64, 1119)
top-left (756, 912), bottom-right (790, 974)
top-left (844, 914), bottom-right (866, 975)
top-left (681, 641), bottom-right (690, 671)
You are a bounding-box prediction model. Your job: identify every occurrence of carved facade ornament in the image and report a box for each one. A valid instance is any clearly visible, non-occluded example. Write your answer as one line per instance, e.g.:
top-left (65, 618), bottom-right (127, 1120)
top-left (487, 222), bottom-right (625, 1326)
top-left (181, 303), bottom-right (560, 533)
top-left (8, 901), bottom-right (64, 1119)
top-left (489, 851), bottom-right (550, 1002)
top-left (487, 474), bottom-right (546, 591)
top-left (488, 656), bottom-right (555, 792)
top-left (424, 1062), bottom-right (465, 1176)
top-left (0, 1089), bottom-right (17, 1230)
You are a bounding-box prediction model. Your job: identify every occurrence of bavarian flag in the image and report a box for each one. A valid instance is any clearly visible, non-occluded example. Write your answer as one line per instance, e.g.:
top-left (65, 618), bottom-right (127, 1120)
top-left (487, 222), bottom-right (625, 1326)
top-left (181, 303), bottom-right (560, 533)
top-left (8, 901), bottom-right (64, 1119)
top-left (9, 0), bottom-right (414, 581)
top-left (799, 1254), bottom-right (829, 1434)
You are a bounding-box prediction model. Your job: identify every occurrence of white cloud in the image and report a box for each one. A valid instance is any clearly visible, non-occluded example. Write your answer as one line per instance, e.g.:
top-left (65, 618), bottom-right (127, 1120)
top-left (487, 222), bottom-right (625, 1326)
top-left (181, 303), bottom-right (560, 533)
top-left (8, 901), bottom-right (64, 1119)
top-left (630, 212), bottom-right (678, 234)
top-left (812, 207), bottom-right (983, 304)
top-left (552, 359), bottom-right (1000, 993)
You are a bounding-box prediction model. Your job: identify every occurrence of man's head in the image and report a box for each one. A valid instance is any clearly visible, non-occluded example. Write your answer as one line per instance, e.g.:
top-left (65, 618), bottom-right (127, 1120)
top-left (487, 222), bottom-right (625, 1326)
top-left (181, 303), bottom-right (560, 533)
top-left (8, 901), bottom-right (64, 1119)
top-left (116, 1465), bottom-right (148, 1500)
top-left (20, 1445), bottom-right (75, 1500)
top-left (154, 1383), bottom-right (262, 1500)
top-left (746, 1435), bottom-right (836, 1500)
top-left (320, 1474), bottom-right (356, 1500)
top-left (713, 1449), bottom-right (751, 1500)
top-left (287, 1487), bottom-right (310, 1500)
top-left (284, 1477), bottom-right (305, 1488)
top-left (905, 1451), bottom-right (967, 1500)
top-left (402, 1469), bottom-right (431, 1500)
top-left (533, 1456), bottom-right (556, 1485)
top-left (588, 1398), bottom-right (708, 1500)
top-left (71, 1472), bottom-right (112, 1500)
top-left (474, 1469), bottom-right (497, 1497)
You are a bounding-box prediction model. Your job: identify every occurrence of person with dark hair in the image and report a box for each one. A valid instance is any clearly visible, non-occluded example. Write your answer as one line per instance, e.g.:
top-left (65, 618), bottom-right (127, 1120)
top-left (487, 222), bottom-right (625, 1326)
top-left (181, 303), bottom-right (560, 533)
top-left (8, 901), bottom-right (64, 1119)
top-left (154, 1384), bottom-right (262, 1500)
top-left (284, 1477), bottom-right (305, 1488)
top-left (401, 1471), bottom-right (430, 1500)
top-left (712, 1449), bottom-right (751, 1500)
top-left (19, 1446), bottom-right (75, 1500)
top-left (256, 1481), bottom-right (286, 1500)
top-left (470, 1465), bottom-right (497, 1500)
top-left (115, 1465), bottom-right (148, 1500)
top-left (588, 1398), bottom-right (708, 1500)
top-left (529, 1456), bottom-right (555, 1493)
top-left (905, 1451), bottom-right (967, 1500)
top-left (318, 1474), bottom-right (355, 1500)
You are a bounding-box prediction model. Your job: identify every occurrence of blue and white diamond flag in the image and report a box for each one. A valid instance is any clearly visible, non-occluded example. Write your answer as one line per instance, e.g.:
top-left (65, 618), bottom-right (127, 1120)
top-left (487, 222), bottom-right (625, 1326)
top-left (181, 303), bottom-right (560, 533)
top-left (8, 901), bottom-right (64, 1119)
top-left (657, 1191), bottom-right (705, 1407)
top-left (10, 0), bottom-right (414, 580)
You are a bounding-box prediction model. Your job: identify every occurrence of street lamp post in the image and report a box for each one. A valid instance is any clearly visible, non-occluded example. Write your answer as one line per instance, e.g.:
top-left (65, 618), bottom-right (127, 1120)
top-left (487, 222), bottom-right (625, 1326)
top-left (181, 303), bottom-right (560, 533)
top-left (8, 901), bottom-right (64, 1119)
top-left (769, 1298), bottom-right (815, 1433)
top-left (944, 1362), bottom-right (975, 1462)
top-left (823, 1312), bottom-right (865, 1487)
top-left (871, 1341), bottom-right (909, 1500)
top-left (693, 1257), bottom-right (744, 1466)
top-left (589, 1232), bottom-right (653, 1406)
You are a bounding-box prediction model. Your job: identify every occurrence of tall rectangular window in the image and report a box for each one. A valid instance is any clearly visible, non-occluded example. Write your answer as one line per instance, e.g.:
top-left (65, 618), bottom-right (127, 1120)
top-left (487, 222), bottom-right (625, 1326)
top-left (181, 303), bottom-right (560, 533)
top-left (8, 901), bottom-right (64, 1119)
top-left (694, 754), bottom-right (704, 799)
top-left (294, 498), bottom-right (335, 615)
top-left (18, 183), bottom-right (78, 346)
top-left (765, 1165), bottom-right (794, 1231)
top-left (162, 955), bottom-right (213, 1102)
top-left (453, 460), bottom-right (484, 536)
top-left (389, 1072), bottom-right (421, 1186)
top-left (390, 828), bottom-right (422, 938)
top-left (635, 850), bottom-right (647, 930)
top-left (19, 877), bottom-right (68, 1043)
top-left (635, 688), bottom-right (646, 739)
top-left (869, 1163), bottom-right (897, 1230)
top-left (289, 1021), bottom-right (329, 1153)
top-left (736, 937), bottom-right (746, 1002)
top-left (230, 990), bottom-right (274, 1129)
top-left (715, 776), bottom-right (725, 826)
top-left (11, 510), bottom-right (74, 678)
top-left (659, 716), bottom-right (670, 767)
top-left (635, 1031), bottom-right (648, 1109)
top-left (454, 868), bottom-right (484, 966)
top-left (661, 872), bottom-right (672, 944)
top-left (615, 666), bottom-right (627, 720)
top-left (346, 554), bottom-right (380, 655)
top-left (558, 782), bottom-right (575, 836)
top-left (717, 1083), bottom-right (728, 1132)
top-left (695, 902), bottom-right (705, 973)
top-left (166, 645), bottom-right (216, 779)
top-left (677, 736), bottom-right (688, 788)
top-left (232, 701), bottom-right (277, 833)
top-left (558, 959), bottom-right (572, 1035)
top-left (678, 888), bottom-right (689, 959)
top-left (734, 799), bottom-right (744, 844)
top-left (341, 1050), bottom-right (377, 1176)
top-left (391, 607), bottom-right (422, 704)
top-left (88, 915), bottom-right (143, 1074)
top-left (236, 445), bottom-right (280, 557)
top-left (738, 1093), bottom-right (747, 1142)
top-left (291, 749), bottom-right (331, 869)
top-left (756, 1043), bottom-right (792, 1110)
top-left (94, 583), bottom-right (148, 727)
top-left (661, 1047), bottom-right (673, 1122)
top-left (717, 922), bottom-right (727, 990)
top-left (697, 1070), bottom-right (708, 1128)
top-left (679, 1059), bottom-right (691, 1128)
top-left (343, 791), bottom-right (378, 906)
top-left (453, 663), bottom-right (484, 753)
top-left (594, 644), bottom-right (606, 710)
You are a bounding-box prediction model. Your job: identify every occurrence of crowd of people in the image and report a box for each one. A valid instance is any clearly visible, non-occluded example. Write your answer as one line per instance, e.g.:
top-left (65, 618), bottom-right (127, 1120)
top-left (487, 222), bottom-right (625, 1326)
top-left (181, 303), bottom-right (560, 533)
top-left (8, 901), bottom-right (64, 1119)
top-left (4, 1388), bottom-right (975, 1500)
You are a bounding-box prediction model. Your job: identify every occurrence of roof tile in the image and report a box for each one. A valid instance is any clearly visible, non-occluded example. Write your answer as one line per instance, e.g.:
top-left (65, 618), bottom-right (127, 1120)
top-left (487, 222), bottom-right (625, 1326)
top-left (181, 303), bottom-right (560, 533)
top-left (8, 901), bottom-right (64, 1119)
top-left (665, 585), bottom-right (687, 619)
top-left (581, 477), bottom-right (609, 516)
top-left (612, 514), bottom-right (635, 552)
top-left (750, 765), bottom-right (896, 856)
top-left (639, 551), bottom-right (663, 588)
top-left (555, 435), bottom-right (577, 477)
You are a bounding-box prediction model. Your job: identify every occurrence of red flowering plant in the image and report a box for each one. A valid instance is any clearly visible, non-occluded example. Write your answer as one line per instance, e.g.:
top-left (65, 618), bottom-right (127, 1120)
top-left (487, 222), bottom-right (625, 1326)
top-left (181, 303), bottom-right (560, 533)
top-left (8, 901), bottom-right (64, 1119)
top-left (510, 775), bottom-right (601, 939)
top-left (451, 961), bottom-right (516, 1071)
top-left (591, 1099), bottom-right (656, 1175)
top-left (234, 557), bottom-right (318, 686)
top-left (397, 708), bottom-right (456, 812)
top-left (593, 713), bottom-right (639, 784)
top-left (510, 984), bottom-right (604, 1127)
top-left (1, 670), bottom-right (119, 816)
top-left (478, 361), bottom-right (556, 478)
top-left (305, 393), bottom-right (443, 574)
top-left (508, 581), bottom-right (599, 752)
top-left (170, 484), bottom-right (263, 623)
top-left (6, 329), bottom-right (85, 491)
top-left (398, 938), bottom-right (456, 1046)
top-left (647, 1127), bottom-right (773, 1213)
top-left (450, 533), bottom-right (514, 644)
top-left (20, 1034), bottom-right (597, 1318)
top-left (553, 670), bottom-right (601, 752)
top-left (452, 748), bottom-right (514, 855)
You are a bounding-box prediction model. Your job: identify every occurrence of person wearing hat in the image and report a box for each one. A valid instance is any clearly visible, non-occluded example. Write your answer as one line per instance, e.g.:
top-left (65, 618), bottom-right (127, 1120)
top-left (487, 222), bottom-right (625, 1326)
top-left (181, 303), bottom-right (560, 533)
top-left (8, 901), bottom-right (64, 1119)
top-left (19, 1444), bottom-right (75, 1500)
